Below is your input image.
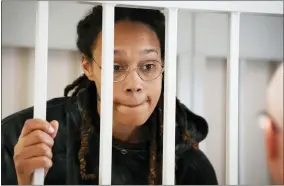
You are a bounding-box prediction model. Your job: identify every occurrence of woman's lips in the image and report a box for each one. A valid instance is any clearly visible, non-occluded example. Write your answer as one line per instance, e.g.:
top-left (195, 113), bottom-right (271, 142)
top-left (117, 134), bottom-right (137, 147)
top-left (121, 101), bottom-right (146, 108)
top-left (116, 99), bottom-right (149, 108)
top-left (115, 100), bottom-right (149, 114)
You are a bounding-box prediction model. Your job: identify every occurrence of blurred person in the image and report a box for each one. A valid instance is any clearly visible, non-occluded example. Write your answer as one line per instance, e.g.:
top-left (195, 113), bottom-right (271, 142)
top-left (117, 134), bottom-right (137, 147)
top-left (261, 63), bottom-right (283, 185)
top-left (1, 6), bottom-right (218, 185)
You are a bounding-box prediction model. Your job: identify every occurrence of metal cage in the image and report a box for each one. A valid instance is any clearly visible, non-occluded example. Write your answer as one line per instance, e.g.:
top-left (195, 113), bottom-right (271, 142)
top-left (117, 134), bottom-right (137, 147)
top-left (31, 1), bottom-right (283, 185)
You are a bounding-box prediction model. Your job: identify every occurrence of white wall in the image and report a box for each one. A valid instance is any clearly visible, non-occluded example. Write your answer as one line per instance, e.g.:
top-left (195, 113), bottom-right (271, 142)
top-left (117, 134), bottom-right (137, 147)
top-left (2, 1), bottom-right (94, 50)
top-left (1, 47), bottom-right (82, 118)
top-left (2, 1), bottom-right (283, 185)
top-left (239, 60), bottom-right (272, 185)
top-left (204, 58), bottom-right (227, 184)
top-left (2, 1), bottom-right (283, 60)
top-left (194, 13), bottom-right (283, 60)
top-left (176, 7), bottom-right (283, 185)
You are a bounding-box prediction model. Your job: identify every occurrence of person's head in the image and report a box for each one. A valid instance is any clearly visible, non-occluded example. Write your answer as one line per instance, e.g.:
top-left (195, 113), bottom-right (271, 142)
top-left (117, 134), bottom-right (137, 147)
top-left (264, 62), bottom-right (283, 184)
top-left (64, 6), bottom-right (166, 184)
top-left (78, 6), bottom-right (165, 127)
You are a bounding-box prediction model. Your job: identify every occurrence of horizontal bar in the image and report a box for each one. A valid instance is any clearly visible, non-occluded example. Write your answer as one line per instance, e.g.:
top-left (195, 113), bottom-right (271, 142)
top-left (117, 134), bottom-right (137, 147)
top-left (226, 12), bottom-right (240, 185)
top-left (99, 3), bottom-right (115, 185)
top-left (85, 1), bottom-right (283, 15)
top-left (203, 55), bottom-right (284, 63)
top-left (162, 8), bottom-right (178, 185)
top-left (32, 1), bottom-right (49, 185)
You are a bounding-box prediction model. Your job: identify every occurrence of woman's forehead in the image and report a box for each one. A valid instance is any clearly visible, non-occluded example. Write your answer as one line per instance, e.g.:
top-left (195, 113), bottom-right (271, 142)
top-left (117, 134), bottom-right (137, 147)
top-left (95, 20), bottom-right (161, 51)
top-left (113, 48), bottom-right (160, 57)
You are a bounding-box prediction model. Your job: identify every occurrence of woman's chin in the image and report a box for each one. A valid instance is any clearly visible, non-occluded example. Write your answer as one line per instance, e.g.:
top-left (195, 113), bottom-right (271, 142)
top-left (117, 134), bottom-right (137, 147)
top-left (116, 115), bottom-right (149, 126)
top-left (114, 102), bottom-right (152, 126)
top-left (114, 112), bottom-right (150, 126)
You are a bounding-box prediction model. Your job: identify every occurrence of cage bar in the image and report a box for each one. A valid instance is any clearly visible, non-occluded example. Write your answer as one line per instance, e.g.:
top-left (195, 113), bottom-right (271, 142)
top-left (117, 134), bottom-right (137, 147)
top-left (162, 8), bottom-right (178, 185)
top-left (98, 3), bottom-right (115, 185)
top-left (31, 1), bottom-right (49, 185)
top-left (226, 12), bottom-right (240, 185)
top-left (29, 1), bottom-right (283, 185)
top-left (87, 1), bottom-right (283, 14)
top-left (0, 2), bottom-right (2, 121)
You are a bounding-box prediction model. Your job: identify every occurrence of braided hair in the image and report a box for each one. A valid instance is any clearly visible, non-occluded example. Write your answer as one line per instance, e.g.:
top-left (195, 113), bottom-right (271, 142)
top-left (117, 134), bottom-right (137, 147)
top-left (64, 6), bottom-right (198, 185)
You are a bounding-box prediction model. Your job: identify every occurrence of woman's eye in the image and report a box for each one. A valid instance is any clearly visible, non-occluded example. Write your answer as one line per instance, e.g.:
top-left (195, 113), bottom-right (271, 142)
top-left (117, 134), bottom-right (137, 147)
top-left (114, 65), bottom-right (122, 71)
top-left (143, 64), bottom-right (154, 70)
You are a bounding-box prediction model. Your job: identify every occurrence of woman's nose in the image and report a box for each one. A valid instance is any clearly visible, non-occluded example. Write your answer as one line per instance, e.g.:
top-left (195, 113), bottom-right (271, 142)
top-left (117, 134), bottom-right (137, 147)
top-left (124, 70), bottom-right (143, 93)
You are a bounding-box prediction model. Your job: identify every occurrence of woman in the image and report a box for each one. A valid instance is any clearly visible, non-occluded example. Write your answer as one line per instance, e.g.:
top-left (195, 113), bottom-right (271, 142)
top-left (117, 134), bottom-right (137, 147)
top-left (1, 6), bottom-right (218, 185)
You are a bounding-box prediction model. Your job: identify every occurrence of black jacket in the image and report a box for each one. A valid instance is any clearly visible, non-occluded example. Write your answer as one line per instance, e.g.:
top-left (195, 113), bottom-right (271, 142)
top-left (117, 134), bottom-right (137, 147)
top-left (1, 87), bottom-right (218, 185)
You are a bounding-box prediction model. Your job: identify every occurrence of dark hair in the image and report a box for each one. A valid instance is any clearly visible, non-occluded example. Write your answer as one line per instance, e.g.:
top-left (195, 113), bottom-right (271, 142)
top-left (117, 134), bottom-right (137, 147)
top-left (64, 5), bottom-right (197, 184)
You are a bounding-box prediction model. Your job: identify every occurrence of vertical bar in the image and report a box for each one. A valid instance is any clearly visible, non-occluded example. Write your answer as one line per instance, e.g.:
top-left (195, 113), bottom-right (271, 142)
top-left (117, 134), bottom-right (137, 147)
top-left (192, 55), bottom-right (207, 153)
top-left (31, 1), bottom-right (49, 185)
top-left (0, 1), bottom-right (2, 121)
top-left (163, 8), bottom-right (178, 185)
top-left (99, 3), bottom-right (115, 185)
top-left (226, 12), bottom-right (240, 185)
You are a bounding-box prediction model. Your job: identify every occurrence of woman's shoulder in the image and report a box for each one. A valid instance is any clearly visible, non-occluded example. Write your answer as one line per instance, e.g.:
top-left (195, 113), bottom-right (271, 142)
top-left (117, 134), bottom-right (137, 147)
top-left (176, 148), bottom-right (218, 185)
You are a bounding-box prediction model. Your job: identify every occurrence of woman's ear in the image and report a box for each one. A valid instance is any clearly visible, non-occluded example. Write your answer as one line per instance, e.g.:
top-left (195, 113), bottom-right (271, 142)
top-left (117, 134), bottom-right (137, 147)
top-left (81, 55), bottom-right (94, 80)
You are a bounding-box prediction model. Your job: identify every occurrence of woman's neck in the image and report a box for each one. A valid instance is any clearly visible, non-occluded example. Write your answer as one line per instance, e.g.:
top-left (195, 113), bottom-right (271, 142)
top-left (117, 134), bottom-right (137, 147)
top-left (112, 122), bottom-right (140, 143)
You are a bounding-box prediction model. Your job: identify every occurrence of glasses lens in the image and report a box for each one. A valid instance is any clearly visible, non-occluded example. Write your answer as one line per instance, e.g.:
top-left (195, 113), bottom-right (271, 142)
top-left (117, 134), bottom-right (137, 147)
top-left (137, 61), bottom-right (163, 81)
top-left (112, 61), bottom-right (163, 82)
top-left (113, 64), bottom-right (127, 82)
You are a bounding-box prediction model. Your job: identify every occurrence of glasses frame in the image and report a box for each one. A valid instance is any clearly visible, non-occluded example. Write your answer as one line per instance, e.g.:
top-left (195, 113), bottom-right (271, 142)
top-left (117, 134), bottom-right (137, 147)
top-left (92, 58), bottom-right (165, 83)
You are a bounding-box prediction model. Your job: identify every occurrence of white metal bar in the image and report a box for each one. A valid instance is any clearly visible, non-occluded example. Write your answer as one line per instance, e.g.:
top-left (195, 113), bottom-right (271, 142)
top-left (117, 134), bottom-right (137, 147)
top-left (31, 1), bottom-right (49, 185)
top-left (162, 8), bottom-right (178, 185)
top-left (86, 1), bottom-right (283, 15)
top-left (0, 1), bottom-right (2, 121)
top-left (226, 12), bottom-right (240, 185)
top-left (99, 3), bottom-right (115, 185)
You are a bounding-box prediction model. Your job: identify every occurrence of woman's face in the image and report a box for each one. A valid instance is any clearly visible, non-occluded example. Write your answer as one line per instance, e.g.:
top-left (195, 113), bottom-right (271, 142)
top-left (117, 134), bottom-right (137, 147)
top-left (82, 20), bottom-right (163, 127)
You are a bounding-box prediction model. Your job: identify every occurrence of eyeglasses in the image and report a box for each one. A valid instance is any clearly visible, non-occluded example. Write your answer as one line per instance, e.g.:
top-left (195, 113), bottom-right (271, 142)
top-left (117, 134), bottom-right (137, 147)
top-left (93, 59), bottom-right (164, 83)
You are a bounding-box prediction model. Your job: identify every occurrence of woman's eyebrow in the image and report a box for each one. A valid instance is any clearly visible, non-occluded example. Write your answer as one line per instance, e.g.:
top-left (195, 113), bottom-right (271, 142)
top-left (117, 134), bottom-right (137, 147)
top-left (140, 48), bottom-right (158, 55)
top-left (114, 49), bottom-right (124, 55)
top-left (113, 48), bottom-right (159, 56)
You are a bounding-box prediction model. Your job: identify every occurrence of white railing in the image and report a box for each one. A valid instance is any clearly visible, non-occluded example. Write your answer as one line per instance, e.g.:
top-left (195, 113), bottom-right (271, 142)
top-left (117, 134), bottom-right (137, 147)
top-left (31, 1), bottom-right (49, 185)
top-left (226, 12), bottom-right (240, 185)
top-left (162, 8), bottom-right (178, 185)
top-left (31, 1), bottom-right (283, 185)
top-left (85, 1), bottom-right (283, 14)
top-left (98, 3), bottom-right (115, 185)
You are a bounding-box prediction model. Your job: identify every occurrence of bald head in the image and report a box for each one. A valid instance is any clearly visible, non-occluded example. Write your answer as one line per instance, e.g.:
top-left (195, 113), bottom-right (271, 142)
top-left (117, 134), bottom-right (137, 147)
top-left (266, 63), bottom-right (283, 129)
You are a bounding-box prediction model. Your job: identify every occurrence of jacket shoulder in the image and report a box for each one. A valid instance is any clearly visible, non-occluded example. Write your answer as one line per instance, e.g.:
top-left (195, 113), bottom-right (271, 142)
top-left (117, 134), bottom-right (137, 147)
top-left (2, 97), bottom-right (70, 126)
top-left (2, 97), bottom-right (72, 129)
top-left (176, 148), bottom-right (218, 185)
top-left (1, 97), bottom-right (73, 152)
top-left (1, 97), bottom-right (76, 185)
top-left (176, 99), bottom-right (209, 143)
